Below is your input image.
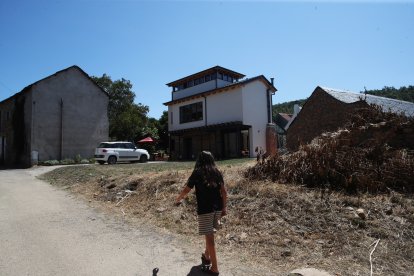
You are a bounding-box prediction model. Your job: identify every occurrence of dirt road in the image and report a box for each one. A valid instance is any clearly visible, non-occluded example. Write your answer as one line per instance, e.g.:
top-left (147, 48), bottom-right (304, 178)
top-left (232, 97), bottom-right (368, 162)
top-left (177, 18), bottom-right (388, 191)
top-left (0, 167), bottom-right (271, 276)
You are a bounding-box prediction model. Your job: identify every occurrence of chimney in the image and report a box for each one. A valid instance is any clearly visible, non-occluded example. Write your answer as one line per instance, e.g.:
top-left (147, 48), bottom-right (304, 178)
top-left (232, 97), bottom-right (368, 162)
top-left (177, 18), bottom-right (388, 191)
top-left (270, 78), bottom-right (274, 86)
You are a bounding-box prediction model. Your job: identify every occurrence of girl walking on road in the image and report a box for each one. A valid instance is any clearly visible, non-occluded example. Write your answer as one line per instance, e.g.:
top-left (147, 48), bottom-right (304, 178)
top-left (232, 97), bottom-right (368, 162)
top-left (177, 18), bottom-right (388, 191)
top-left (175, 151), bottom-right (227, 276)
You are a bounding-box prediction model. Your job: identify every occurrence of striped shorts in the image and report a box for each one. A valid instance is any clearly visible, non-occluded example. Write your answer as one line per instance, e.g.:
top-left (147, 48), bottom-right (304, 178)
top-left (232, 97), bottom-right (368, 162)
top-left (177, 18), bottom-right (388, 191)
top-left (198, 211), bottom-right (222, 235)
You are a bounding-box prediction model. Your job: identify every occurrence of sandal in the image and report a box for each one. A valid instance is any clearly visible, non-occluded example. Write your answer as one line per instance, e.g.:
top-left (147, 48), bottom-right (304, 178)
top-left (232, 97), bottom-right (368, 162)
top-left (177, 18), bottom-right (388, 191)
top-left (201, 253), bottom-right (211, 271)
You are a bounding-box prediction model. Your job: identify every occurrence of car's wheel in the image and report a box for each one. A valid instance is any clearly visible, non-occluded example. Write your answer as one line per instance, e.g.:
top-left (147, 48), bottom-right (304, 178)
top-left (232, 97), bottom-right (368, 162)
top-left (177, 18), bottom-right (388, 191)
top-left (140, 155), bottom-right (148, 163)
top-left (98, 161), bottom-right (105, 165)
top-left (107, 156), bottom-right (117, 165)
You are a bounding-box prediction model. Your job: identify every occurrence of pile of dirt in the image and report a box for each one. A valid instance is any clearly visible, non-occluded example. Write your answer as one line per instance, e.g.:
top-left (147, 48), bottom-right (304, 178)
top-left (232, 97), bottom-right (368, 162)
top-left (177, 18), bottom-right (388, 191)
top-left (247, 106), bottom-right (414, 194)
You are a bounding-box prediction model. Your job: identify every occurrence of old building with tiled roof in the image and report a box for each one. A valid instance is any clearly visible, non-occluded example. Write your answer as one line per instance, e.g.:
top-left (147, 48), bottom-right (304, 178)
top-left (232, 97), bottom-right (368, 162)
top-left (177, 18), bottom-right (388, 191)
top-left (0, 66), bottom-right (108, 167)
top-left (286, 86), bottom-right (414, 151)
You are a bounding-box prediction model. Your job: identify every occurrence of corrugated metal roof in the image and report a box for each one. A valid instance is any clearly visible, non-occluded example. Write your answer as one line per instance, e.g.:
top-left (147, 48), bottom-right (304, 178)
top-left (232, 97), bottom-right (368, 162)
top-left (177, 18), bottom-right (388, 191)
top-left (321, 86), bottom-right (414, 117)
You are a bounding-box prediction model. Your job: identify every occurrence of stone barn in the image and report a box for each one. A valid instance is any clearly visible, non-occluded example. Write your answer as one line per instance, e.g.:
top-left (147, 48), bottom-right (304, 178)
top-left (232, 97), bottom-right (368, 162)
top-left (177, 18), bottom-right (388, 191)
top-left (286, 86), bottom-right (414, 151)
top-left (0, 66), bottom-right (109, 167)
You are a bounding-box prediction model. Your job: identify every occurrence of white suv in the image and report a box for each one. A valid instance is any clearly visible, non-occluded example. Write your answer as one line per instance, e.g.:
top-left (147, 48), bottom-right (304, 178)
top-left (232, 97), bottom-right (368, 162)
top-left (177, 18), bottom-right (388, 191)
top-left (94, 142), bottom-right (150, 165)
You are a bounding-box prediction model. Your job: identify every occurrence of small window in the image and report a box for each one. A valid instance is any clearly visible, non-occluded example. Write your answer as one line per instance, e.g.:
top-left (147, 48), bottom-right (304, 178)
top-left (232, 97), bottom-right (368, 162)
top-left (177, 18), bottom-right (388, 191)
top-left (218, 73), bottom-right (223, 80)
top-left (187, 80), bottom-right (194, 87)
top-left (223, 74), bottom-right (228, 81)
top-left (126, 143), bottom-right (136, 149)
top-left (194, 78), bottom-right (199, 85)
top-left (199, 77), bottom-right (204, 84)
top-left (205, 75), bottom-right (211, 82)
top-left (211, 73), bottom-right (217, 80)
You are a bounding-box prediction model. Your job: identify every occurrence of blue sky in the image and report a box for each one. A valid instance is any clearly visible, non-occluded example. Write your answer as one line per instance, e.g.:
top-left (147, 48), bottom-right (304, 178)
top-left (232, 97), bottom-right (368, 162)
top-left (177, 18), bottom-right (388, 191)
top-left (0, 0), bottom-right (413, 119)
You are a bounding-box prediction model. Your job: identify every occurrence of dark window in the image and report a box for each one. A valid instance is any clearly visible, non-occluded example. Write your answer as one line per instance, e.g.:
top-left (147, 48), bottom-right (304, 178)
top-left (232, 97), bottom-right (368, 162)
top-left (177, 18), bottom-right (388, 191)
top-left (179, 102), bottom-right (203, 124)
top-left (211, 73), bottom-right (217, 80)
top-left (218, 73), bottom-right (223, 80)
top-left (205, 75), bottom-right (211, 82)
top-left (223, 74), bottom-right (228, 81)
top-left (199, 77), bottom-right (204, 84)
top-left (170, 139), bottom-right (175, 151)
top-left (188, 80), bottom-right (194, 87)
top-left (194, 78), bottom-right (199, 85)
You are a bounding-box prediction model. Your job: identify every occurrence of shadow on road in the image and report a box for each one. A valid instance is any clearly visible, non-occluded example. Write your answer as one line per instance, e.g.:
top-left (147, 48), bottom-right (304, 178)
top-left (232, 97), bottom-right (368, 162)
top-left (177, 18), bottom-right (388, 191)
top-left (187, 265), bottom-right (207, 276)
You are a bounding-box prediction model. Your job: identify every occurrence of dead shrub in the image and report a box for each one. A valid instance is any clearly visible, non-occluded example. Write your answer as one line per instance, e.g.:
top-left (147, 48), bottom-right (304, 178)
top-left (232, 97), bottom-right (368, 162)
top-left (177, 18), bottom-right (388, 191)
top-left (246, 107), bottom-right (414, 194)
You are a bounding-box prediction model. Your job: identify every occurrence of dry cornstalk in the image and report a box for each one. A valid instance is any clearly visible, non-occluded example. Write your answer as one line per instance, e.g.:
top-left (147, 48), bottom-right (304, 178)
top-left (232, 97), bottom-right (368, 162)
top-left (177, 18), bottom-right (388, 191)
top-left (369, 239), bottom-right (380, 276)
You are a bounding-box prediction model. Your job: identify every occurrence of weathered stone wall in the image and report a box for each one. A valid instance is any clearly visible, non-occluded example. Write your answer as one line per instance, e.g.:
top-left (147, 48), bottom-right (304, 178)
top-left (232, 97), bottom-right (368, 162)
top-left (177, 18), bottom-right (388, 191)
top-left (30, 67), bottom-right (109, 162)
top-left (0, 66), bottom-right (109, 167)
top-left (286, 87), bottom-right (366, 151)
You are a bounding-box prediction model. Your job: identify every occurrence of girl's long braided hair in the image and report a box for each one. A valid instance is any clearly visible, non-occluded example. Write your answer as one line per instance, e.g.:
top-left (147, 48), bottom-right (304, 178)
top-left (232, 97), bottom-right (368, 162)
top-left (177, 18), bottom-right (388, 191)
top-left (194, 151), bottom-right (223, 188)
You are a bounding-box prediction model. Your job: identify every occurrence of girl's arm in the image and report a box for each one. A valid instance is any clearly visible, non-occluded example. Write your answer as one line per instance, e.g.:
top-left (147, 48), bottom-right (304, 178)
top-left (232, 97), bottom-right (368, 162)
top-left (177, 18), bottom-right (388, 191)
top-left (175, 186), bottom-right (192, 206)
top-left (220, 184), bottom-right (228, 216)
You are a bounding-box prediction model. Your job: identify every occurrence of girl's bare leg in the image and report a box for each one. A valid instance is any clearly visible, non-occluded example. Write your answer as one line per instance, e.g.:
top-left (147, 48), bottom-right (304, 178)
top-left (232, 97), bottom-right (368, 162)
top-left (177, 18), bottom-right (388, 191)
top-left (205, 233), bottom-right (218, 273)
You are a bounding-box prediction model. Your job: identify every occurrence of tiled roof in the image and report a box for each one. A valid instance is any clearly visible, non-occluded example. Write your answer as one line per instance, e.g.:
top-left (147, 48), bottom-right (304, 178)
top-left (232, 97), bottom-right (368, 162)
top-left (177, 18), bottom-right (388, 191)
top-left (321, 86), bottom-right (414, 117)
top-left (275, 113), bottom-right (292, 129)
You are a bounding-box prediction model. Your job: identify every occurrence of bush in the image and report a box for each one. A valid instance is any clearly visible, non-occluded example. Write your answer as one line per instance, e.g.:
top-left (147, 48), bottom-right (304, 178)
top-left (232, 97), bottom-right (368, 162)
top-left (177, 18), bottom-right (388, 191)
top-left (74, 154), bottom-right (82, 164)
top-left (41, 160), bottom-right (60, 166)
top-left (60, 158), bottom-right (75, 165)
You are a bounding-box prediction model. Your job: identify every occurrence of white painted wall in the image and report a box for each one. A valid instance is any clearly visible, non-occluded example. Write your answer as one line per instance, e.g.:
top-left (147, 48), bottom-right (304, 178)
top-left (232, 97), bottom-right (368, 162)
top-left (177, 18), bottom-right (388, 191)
top-left (206, 87), bottom-right (243, 125)
top-left (241, 81), bottom-right (269, 156)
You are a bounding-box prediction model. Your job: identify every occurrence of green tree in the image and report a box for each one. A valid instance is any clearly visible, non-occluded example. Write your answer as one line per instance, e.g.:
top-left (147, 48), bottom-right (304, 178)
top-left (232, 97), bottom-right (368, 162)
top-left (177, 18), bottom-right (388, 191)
top-left (362, 85), bottom-right (414, 103)
top-left (156, 111), bottom-right (169, 151)
top-left (92, 74), bottom-right (149, 141)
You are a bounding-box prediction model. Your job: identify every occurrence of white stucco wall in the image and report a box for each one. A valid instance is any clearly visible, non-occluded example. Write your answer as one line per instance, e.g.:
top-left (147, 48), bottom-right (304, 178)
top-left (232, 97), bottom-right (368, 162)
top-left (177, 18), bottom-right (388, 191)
top-left (206, 87), bottom-right (242, 125)
top-left (241, 81), bottom-right (269, 156)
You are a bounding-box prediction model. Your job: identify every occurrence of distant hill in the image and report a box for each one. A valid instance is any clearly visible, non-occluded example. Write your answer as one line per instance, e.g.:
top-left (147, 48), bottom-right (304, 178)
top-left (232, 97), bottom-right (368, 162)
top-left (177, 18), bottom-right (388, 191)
top-left (363, 85), bottom-right (414, 103)
top-left (272, 99), bottom-right (307, 115)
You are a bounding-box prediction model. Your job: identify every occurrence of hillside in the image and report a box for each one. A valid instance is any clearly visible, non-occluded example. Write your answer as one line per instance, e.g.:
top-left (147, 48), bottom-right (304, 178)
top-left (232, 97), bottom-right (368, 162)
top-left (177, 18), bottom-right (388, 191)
top-left (364, 85), bottom-right (414, 103)
top-left (272, 99), bottom-right (307, 116)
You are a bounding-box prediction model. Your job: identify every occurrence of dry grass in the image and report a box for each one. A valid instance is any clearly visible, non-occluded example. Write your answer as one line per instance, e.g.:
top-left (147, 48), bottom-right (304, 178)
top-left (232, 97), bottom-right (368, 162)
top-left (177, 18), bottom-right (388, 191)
top-left (40, 160), bottom-right (414, 276)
